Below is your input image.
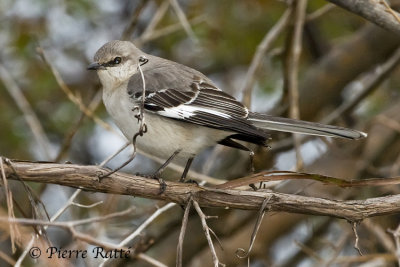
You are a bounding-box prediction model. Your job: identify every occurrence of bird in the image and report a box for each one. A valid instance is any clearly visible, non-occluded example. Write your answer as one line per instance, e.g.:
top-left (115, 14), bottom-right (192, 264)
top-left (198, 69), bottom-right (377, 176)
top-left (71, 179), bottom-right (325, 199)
top-left (88, 40), bottom-right (367, 183)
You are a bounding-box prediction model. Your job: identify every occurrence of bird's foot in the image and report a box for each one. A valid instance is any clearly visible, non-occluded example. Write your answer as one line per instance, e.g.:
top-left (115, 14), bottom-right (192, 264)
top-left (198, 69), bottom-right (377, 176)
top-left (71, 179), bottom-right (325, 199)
top-left (183, 179), bottom-right (198, 185)
top-left (135, 172), bottom-right (167, 194)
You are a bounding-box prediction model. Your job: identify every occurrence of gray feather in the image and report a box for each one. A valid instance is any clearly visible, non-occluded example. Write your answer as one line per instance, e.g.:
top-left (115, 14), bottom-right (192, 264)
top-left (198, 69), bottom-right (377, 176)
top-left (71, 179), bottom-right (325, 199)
top-left (248, 112), bottom-right (367, 140)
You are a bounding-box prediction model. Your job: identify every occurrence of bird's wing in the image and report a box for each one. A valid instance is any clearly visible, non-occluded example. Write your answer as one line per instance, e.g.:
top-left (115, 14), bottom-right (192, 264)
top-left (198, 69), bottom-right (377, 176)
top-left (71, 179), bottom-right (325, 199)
top-left (127, 63), bottom-right (268, 143)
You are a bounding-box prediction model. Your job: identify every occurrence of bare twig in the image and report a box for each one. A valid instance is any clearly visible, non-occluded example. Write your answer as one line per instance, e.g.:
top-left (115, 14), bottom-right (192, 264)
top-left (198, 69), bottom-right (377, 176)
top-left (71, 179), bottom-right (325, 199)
top-left (242, 8), bottom-right (292, 107)
top-left (0, 157), bottom-right (18, 253)
top-left (375, 115), bottom-right (400, 133)
top-left (193, 200), bottom-right (222, 267)
top-left (327, 0), bottom-right (400, 36)
top-left (139, 1), bottom-right (170, 43)
top-left (55, 89), bottom-right (104, 162)
top-left (332, 253), bottom-right (396, 264)
top-left (136, 253), bottom-right (168, 267)
top-left (306, 3), bottom-right (336, 21)
top-left (323, 46), bottom-right (400, 124)
top-left (100, 203), bottom-right (176, 266)
top-left (352, 222), bottom-right (363, 256)
top-left (135, 15), bottom-right (206, 46)
top-left (380, 0), bottom-right (400, 23)
top-left (37, 47), bottom-right (119, 135)
top-left (169, 0), bottom-right (199, 44)
top-left (0, 207), bottom-right (134, 228)
top-left (364, 219), bottom-right (395, 253)
top-left (0, 249), bottom-right (16, 266)
top-left (214, 170), bottom-right (400, 189)
top-left (236, 197), bottom-right (270, 259)
top-left (388, 223), bottom-right (400, 266)
top-left (121, 0), bottom-right (148, 40)
top-left (177, 197), bottom-right (192, 267)
top-left (294, 240), bottom-right (323, 263)
top-left (285, 0), bottom-right (308, 171)
top-left (14, 140), bottom-right (130, 266)
top-left (0, 63), bottom-right (52, 160)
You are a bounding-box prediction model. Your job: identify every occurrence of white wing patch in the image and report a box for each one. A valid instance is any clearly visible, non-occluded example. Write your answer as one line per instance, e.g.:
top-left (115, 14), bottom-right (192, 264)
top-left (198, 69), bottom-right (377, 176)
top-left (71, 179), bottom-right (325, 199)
top-left (158, 105), bottom-right (232, 120)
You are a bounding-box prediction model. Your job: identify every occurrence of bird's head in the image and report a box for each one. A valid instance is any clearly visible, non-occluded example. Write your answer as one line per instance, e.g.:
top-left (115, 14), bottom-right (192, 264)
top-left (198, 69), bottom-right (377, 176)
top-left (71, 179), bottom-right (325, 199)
top-left (88, 40), bottom-right (145, 88)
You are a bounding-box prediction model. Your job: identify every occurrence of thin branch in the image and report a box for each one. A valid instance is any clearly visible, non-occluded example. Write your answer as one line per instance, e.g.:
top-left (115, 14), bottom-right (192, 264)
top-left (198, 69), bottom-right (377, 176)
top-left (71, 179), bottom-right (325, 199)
top-left (135, 15), bottom-right (206, 46)
top-left (193, 200), bottom-right (222, 267)
top-left (286, 0), bottom-right (308, 171)
top-left (14, 139), bottom-right (129, 265)
top-left (0, 249), bottom-right (16, 266)
top-left (323, 46), bottom-right (400, 124)
top-left (100, 203), bottom-right (176, 266)
top-left (375, 115), bottom-right (400, 133)
top-left (55, 89), bottom-right (104, 162)
top-left (294, 240), bottom-right (323, 263)
top-left (121, 0), bottom-right (148, 40)
top-left (5, 160), bottom-right (400, 222)
top-left (327, 0), bottom-right (400, 36)
top-left (0, 207), bottom-right (134, 228)
top-left (0, 63), bottom-right (52, 160)
top-left (214, 170), bottom-right (400, 189)
top-left (242, 8), bottom-right (292, 107)
top-left (136, 253), bottom-right (168, 267)
top-left (352, 222), bottom-right (363, 255)
top-left (236, 197), bottom-right (270, 259)
top-left (139, 0), bottom-right (170, 43)
top-left (169, 0), bottom-right (199, 44)
top-left (37, 47), bottom-right (119, 136)
top-left (71, 200), bottom-right (103, 209)
top-left (0, 157), bottom-right (18, 253)
top-left (306, 3), bottom-right (336, 21)
top-left (388, 223), bottom-right (400, 266)
top-left (177, 197), bottom-right (192, 267)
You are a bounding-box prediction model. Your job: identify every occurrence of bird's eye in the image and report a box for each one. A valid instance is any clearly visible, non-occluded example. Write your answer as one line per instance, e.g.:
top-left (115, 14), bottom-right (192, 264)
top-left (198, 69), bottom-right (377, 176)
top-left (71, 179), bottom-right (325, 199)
top-left (113, 57), bottom-right (122, 64)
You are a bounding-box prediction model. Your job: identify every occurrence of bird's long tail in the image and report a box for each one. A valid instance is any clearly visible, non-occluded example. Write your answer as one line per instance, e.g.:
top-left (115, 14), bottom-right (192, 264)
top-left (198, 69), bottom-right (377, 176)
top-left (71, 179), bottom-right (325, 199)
top-left (248, 112), bottom-right (367, 140)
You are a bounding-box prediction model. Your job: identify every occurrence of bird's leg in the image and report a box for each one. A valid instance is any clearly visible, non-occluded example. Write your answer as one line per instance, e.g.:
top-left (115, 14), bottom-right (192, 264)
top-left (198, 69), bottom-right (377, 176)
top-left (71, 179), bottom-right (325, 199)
top-left (151, 149), bottom-right (181, 193)
top-left (180, 157), bottom-right (194, 183)
top-left (218, 138), bottom-right (255, 173)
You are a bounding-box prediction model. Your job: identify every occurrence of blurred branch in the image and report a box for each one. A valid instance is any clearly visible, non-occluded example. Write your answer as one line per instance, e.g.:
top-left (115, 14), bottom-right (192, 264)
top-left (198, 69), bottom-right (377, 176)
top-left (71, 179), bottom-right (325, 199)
top-left (306, 3), bottom-right (336, 21)
top-left (169, 0), bottom-right (199, 44)
top-left (4, 159), bottom-right (400, 221)
top-left (121, 0), bottom-right (148, 40)
top-left (135, 15), bottom-right (206, 46)
top-left (0, 63), bottom-right (52, 160)
top-left (271, 40), bottom-right (400, 154)
top-left (323, 46), bottom-right (400, 124)
top-left (241, 7), bottom-right (292, 107)
top-left (14, 141), bottom-right (130, 265)
top-left (299, 23), bottom-right (400, 120)
top-left (100, 202), bottom-right (176, 266)
top-left (284, 0), bottom-right (308, 171)
top-left (37, 47), bottom-right (120, 136)
top-left (192, 199), bottom-right (222, 267)
top-left (327, 0), bottom-right (400, 36)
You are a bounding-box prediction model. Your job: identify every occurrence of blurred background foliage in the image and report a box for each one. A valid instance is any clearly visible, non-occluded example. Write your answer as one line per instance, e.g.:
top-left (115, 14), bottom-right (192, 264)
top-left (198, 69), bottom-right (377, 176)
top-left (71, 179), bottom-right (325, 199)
top-left (1, 0), bottom-right (400, 266)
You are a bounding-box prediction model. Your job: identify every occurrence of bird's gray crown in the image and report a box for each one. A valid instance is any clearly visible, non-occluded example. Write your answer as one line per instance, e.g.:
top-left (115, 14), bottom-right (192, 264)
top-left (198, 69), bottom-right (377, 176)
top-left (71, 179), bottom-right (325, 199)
top-left (93, 40), bottom-right (142, 64)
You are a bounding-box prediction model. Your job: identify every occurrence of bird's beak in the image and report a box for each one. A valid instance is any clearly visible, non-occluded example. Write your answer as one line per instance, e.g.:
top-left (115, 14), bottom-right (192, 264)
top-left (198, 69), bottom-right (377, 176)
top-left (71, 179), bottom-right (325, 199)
top-left (87, 62), bottom-right (105, 70)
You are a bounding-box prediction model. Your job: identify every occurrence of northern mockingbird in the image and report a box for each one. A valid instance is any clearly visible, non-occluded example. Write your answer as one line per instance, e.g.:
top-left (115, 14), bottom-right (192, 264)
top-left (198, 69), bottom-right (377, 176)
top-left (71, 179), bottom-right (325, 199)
top-left (88, 40), bottom-right (366, 181)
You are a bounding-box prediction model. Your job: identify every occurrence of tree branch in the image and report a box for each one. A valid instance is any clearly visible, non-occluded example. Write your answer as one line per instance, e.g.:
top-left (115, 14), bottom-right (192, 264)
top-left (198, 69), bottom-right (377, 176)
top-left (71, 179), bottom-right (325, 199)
top-left (3, 159), bottom-right (400, 221)
top-left (327, 0), bottom-right (400, 36)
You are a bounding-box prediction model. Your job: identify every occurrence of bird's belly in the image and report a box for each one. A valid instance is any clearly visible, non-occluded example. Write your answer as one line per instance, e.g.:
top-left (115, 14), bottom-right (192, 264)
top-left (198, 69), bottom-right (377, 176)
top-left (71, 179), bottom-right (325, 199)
top-left (104, 95), bottom-right (228, 162)
top-left (136, 113), bottom-right (227, 160)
